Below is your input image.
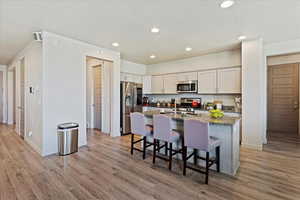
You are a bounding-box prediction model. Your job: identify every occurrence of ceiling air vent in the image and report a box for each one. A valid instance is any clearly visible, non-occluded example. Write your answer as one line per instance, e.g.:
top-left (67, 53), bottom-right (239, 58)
top-left (33, 32), bottom-right (42, 41)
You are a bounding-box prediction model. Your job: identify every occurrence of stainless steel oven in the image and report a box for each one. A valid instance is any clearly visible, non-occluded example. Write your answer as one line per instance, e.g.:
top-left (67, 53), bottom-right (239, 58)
top-left (176, 80), bottom-right (198, 93)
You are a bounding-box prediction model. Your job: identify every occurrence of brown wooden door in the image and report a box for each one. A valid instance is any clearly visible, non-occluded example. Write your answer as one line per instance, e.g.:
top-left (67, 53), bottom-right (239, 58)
top-left (268, 63), bottom-right (299, 134)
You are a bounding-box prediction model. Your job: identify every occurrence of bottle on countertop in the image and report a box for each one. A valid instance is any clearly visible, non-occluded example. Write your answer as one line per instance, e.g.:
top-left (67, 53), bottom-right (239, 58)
top-left (157, 101), bottom-right (160, 107)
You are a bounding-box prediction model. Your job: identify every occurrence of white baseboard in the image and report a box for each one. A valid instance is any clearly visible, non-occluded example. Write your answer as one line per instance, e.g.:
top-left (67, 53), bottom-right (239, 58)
top-left (241, 142), bottom-right (263, 151)
top-left (24, 138), bottom-right (43, 155)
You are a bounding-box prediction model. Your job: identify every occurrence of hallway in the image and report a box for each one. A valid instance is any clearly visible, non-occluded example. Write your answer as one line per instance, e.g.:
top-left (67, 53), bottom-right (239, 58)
top-left (0, 125), bottom-right (299, 200)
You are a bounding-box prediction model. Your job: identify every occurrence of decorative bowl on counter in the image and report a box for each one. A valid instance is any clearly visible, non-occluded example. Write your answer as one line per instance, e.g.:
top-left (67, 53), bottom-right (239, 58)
top-left (209, 109), bottom-right (224, 119)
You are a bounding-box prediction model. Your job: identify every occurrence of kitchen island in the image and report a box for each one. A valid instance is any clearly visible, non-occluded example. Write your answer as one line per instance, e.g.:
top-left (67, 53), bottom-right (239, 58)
top-left (143, 110), bottom-right (241, 176)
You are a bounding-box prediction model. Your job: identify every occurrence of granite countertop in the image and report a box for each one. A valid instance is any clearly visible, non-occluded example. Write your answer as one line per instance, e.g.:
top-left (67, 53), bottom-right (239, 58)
top-left (143, 105), bottom-right (241, 114)
top-left (143, 110), bottom-right (241, 125)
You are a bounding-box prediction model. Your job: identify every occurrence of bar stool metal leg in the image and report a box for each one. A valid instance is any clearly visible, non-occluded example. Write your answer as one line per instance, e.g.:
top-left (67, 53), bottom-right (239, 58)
top-left (153, 139), bottom-right (157, 164)
top-left (193, 149), bottom-right (198, 165)
top-left (183, 146), bottom-right (187, 176)
top-left (143, 136), bottom-right (147, 160)
top-left (169, 143), bottom-right (173, 170)
top-left (164, 142), bottom-right (168, 156)
top-left (131, 133), bottom-right (134, 155)
top-left (216, 146), bottom-right (220, 172)
top-left (205, 152), bottom-right (210, 184)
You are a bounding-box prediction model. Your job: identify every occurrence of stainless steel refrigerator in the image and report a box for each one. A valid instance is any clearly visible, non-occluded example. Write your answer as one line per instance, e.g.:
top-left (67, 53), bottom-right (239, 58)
top-left (120, 82), bottom-right (143, 135)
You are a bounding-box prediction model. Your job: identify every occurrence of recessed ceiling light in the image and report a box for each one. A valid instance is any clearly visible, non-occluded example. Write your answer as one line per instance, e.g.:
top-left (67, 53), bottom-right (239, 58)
top-left (238, 35), bottom-right (247, 41)
top-left (185, 47), bottom-right (192, 52)
top-left (151, 27), bottom-right (160, 33)
top-left (112, 42), bottom-right (119, 47)
top-left (220, 0), bottom-right (235, 8)
top-left (150, 55), bottom-right (156, 59)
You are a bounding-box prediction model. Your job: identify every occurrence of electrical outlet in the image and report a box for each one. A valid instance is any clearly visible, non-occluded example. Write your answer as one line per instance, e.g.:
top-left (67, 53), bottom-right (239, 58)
top-left (28, 131), bottom-right (33, 137)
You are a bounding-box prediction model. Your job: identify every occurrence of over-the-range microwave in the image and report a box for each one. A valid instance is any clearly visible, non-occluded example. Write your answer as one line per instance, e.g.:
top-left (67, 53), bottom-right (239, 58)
top-left (176, 80), bottom-right (198, 93)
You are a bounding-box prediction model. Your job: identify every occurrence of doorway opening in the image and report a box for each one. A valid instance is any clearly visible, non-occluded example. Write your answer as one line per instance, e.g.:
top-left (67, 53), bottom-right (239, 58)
top-left (86, 56), bottom-right (113, 135)
top-left (267, 54), bottom-right (300, 141)
top-left (19, 57), bottom-right (25, 139)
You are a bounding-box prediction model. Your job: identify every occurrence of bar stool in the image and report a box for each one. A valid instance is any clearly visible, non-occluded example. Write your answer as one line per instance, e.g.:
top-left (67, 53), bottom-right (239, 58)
top-left (152, 114), bottom-right (182, 170)
top-left (130, 112), bottom-right (154, 159)
top-left (182, 119), bottom-right (221, 184)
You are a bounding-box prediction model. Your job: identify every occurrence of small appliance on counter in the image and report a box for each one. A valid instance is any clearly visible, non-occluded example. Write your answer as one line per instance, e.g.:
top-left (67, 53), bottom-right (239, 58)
top-left (142, 96), bottom-right (150, 106)
top-left (171, 98), bottom-right (176, 105)
top-left (205, 102), bottom-right (214, 110)
top-left (180, 98), bottom-right (202, 108)
top-left (213, 101), bottom-right (223, 110)
top-left (234, 96), bottom-right (242, 112)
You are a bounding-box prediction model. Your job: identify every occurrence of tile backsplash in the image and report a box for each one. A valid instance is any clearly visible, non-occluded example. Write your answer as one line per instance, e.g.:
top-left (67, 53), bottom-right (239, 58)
top-left (144, 94), bottom-right (241, 106)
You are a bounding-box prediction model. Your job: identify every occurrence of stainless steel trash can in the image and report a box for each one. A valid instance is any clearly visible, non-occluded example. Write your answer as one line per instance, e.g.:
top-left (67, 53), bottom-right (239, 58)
top-left (57, 123), bottom-right (79, 156)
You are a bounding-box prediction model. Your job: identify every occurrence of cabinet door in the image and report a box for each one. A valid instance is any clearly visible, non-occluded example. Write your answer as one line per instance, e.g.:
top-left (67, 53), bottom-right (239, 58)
top-left (151, 76), bottom-right (164, 94)
top-left (163, 75), bottom-right (177, 94)
top-left (177, 72), bottom-right (197, 82)
top-left (143, 76), bottom-right (152, 94)
top-left (121, 73), bottom-right (142, 83)
top-left (217, 68), bottom-right (241, 93)
top-left (133, 75), bottom-right (142, 84)
top-left (197, 70), bottom-right (217, 94)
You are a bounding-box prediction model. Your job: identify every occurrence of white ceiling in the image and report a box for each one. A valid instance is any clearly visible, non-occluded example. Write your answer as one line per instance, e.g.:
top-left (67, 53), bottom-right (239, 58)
top-left (1, 0), bottom-right (300, 65)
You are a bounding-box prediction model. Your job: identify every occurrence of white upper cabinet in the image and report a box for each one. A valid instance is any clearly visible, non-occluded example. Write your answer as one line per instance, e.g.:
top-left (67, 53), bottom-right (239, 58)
top-left (163, 75), bottom-right (178, 94)
top-left (177, 72), bottom-right (197, 82)
top-left (217, 68), bottom-right (241, 94)
top-left (142, 76), bottom-right (152, 94)
top-left (151, 75), bottom-right (164, 94)
top-left (121, 73), bottom-right (142, 83)
top-left (197, 70), bottom-right (217, 94)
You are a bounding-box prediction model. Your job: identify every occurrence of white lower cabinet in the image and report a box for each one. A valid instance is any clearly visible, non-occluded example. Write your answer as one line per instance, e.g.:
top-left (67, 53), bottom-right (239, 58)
top-left (197, 70), bottom-right (217, 94)
top-left (217, 68), bottom-right (241, 94)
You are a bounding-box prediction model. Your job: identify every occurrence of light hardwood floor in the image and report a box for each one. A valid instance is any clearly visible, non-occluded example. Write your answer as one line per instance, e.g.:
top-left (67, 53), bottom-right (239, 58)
top-left (0, 125), bottom-right (300, 200)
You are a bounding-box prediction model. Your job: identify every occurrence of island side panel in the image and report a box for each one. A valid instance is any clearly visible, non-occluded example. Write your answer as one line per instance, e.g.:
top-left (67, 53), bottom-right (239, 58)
top-left (144, 115), bottom-right (240, 176)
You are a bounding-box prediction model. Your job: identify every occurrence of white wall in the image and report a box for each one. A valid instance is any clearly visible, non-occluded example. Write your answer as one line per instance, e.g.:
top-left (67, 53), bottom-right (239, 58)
top-left (8, 42), bottom-right (43, 154)
top-left (42, 31), bottom-right (120, 156)
top-left (0, 65), bottom-right (7, 123)
top-left (242, 38), bottom-right (265, 150)
top-left (265, 38), bottom-right (300, 57)
top-left (121, 60), bottom-right (147, 75)
top-left (147, 49), bottom-right (241, 75)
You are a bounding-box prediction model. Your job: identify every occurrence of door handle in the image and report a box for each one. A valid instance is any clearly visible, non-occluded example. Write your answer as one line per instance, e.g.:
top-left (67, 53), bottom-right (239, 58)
top-left (294, 101), bottom-right (299, 110)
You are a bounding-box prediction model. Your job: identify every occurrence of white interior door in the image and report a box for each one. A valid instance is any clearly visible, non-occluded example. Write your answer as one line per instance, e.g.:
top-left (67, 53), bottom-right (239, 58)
top-left (93, 65), bottom-right (102, 130)
top-left (101, 61), bottom-right (112, 134)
